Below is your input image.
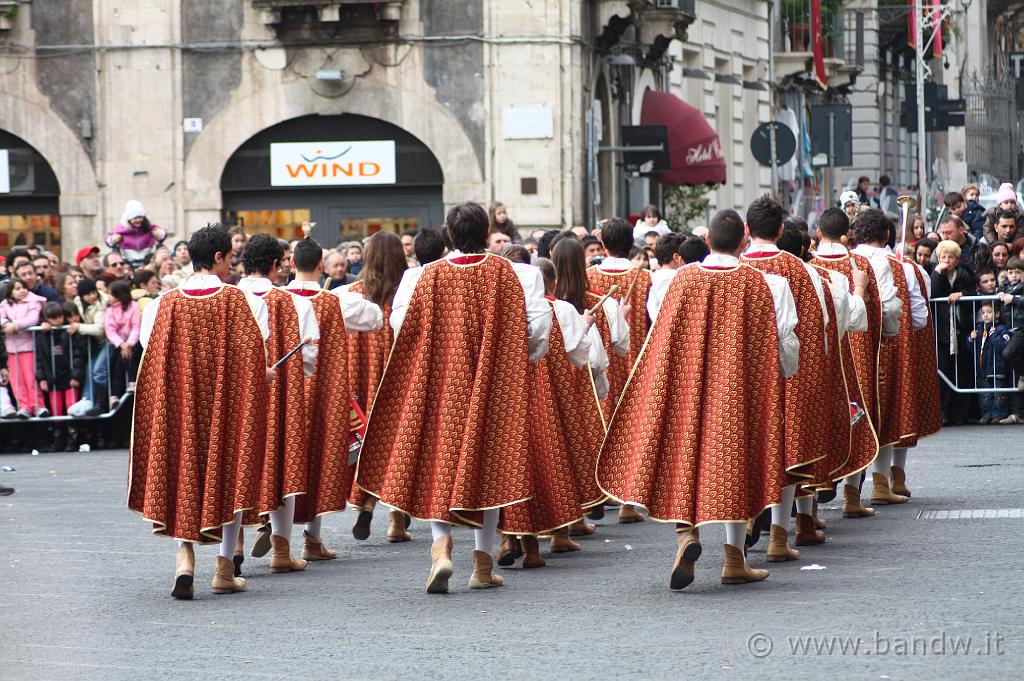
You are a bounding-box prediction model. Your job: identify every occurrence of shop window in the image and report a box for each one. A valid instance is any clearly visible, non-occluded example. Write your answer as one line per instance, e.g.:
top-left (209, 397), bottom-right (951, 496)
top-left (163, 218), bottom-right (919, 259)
top-left (339, 216), bottom-right (419, 240)
top-left (225, 209), bottom-right (312, 240)
top-left (0, 214), bottom-right (61, 253)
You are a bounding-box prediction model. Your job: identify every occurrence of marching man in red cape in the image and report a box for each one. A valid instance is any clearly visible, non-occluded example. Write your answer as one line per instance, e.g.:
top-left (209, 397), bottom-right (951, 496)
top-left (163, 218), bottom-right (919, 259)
top-left (597, 209), bottom-right (800, 590)
top-left (355, 202), bottom-right (551, 593)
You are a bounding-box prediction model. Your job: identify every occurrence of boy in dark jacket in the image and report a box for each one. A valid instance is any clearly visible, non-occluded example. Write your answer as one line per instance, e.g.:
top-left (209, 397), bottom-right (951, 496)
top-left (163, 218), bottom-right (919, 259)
top-left (34, 302), bottom-right (83, 451)
top-left (968, 302), bottom-right (1011, 422)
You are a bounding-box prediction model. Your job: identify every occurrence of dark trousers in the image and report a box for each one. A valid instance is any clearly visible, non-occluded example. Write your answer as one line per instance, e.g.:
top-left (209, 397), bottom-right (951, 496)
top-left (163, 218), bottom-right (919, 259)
top-left (978, 376), bottom-right (1010, 420)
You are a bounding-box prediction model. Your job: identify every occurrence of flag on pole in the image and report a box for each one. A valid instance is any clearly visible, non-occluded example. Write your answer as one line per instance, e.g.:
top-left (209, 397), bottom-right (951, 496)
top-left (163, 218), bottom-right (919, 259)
top-left (908, 3), bottom-right (916, 49)
top-left (812, 0), bottom-right (828, 89)
top-left (931, 0), bottom-right (943, 58)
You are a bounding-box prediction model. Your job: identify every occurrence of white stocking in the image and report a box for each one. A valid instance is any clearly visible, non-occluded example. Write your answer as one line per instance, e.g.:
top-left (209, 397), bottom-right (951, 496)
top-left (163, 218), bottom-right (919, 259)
top-left (431, 522), bottom-right (452, 542)
top-left (219, 512), bottom-right (243, 559)
top-left (872, 445), bottom-right (893, 475)
top-left (842, 472), bottom-right (862, 489)
top-left (473, 509), bottom-right (500, 553)
top-left (771, 484), bottom-right (797, 527)
top-left (305, 516), bottom-right (322, 539)
top-left (724, 522), bottom-right (746, 550)
top-left (795, 495), bottom-right (814, 515)
top-left (269, 495), bottom-right (296, 541)
top-left (892, 447), bottom-right (908, 469)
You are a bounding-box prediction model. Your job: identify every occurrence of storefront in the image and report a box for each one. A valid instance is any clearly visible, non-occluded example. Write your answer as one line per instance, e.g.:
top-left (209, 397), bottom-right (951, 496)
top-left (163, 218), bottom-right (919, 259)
top-left (220, 114), bottom-right (444, 247)
top-left (0, 130), bottom-right (61, 255)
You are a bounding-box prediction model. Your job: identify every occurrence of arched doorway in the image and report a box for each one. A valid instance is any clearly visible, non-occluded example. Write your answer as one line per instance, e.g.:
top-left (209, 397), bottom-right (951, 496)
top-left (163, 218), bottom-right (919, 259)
top-left (220, 114), bottom-right (444, 247)
top-left (0, 130), bottom-right (61, 254)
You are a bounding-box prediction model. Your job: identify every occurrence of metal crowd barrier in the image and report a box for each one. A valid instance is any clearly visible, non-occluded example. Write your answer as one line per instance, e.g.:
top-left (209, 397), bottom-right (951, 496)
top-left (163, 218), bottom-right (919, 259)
top-left (929, 294), bottom-right (1021, 394)
top-left (0, 324), bottom-right (135, 424)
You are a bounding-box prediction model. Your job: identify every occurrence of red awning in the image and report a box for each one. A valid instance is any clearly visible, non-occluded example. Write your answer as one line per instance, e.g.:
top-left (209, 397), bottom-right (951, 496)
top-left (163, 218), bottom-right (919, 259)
top-left (640, 89), bottom-right (726, 186)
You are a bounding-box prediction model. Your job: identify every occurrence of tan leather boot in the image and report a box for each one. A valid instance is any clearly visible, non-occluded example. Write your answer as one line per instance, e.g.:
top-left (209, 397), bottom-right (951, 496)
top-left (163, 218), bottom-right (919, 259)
top-left (670, 527), bottom-right (701, 590)
top-left (468, 550), bottom-right (504, 589)
top-left (232, 527), bottom-right (245, 576)
top-left (721, 544), bottom-right (768, 585)
top-left (794, 513), bottom-right (826, 546)
top-left (172, 543), bottom-right (195, 600)
top-left (211, 555), bottom-right (246, 594)
top-left (811, 498), bottom-right (827, 529)
top-left (426, 535), bottom-right (453, 593)
top-left (497, 535), bottom-right (520, 567)
top-left (269, 535), bottom-right (307, 573)
top-left (569, 519), bottom-right (596, 536)
top-left (766, 524), bottom-right (800, 562)
top-left (550, 527), bottom-right (581, 553)
top-left (386, 511), bottom-right (412, 543)
top-left (521, 535), bottom-right (546, 569)
top-left (618, 504), bottom-right (644, 523)
top-left (250, 524), bottom-right (272, 558)
top-left (302, 530), bottom-right (337, 561)
top-left (890, 466), bottom-right (912, 497)
top-left (842, 484), bottom-right (875, 518)
top-left (870, 472), bottom-right (908, 505)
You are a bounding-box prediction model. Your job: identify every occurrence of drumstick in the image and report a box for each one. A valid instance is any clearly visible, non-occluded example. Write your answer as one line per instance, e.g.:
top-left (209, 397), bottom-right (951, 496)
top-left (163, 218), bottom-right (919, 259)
top-left (272, 336), bottom-right (314, 370)
top-left (588, 285), bottom-right (620, 316)
top-left (623, 268), bottom-right (643, 301)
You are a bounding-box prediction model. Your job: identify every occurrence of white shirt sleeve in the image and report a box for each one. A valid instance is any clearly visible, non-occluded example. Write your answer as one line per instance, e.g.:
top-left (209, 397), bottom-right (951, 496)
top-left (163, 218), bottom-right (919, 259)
top-left (242, 290), bottom-right (271, 342)
top-left (514, 263), bottom-right (552, 363)
top-left (388, 266), bottom-right (423, 337)
top-left (646, 269), bottom-right (675, 324)
top-left (587, 323), bottom-right (611, 400)
top-left (553, 300), bottom-right (591, 369)
top-left (832, 270), bottom-right (868, 334)
top-left (902, 261), bottom-right (929, 331)
top-left (335, 288), bottom-right (383, 333)
top-left (870, 255), bottom-right (903, 337)
top-left (762, 272), bottom-right (800, 379)
top-left (292, 295), bottom-right (321, 377)
top-left (802, 263), bottom-right (830, 350)
top-left (603, 297), bottom-right (630, 356)
top-left (139, 294), bottom-right (160, 349)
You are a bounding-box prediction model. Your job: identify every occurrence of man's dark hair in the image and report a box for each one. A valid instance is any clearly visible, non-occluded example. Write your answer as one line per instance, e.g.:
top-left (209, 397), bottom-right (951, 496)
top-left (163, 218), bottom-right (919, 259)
top-left (654, 233), bottom-right (683, 265)
top-left (880, 175), bottom-right (891, 187)
top-left (188, 223), bottom-right (233, 270)
top-left (445, 202), bottom-right (489, 253)
top-left (745, 195), bottom-right (785, 240)
top-left (414, 228), bottom-right (446, 265)
top-left (292, 238), bottom-right (323, 273)
top-left (709, 209), bottom-right (745, 252)
top-left (941, 214), bottom-right (966, 233)
top-left (242, 234), bottom-right (285, 276)
top-left (101, 252), bottom-right (123, 267)
top-left (916, 237), bottom-right (938, 252)
top-left (858, 176), bottom-right (870, 184)
top-left (548, 230), bottom-right (578, 256)
top-left (500, 244), bottom-right (531, 264)
top-left (41, 301), bottom-right (65, 322)
top-left (537, 230), bottom-right (560, 259)
top-left (402, 228), bottom-right (418, 239)
top-left (818, 207), bottom-right (850, 240)
top-left (581, 235), bottom-right (600, 250)
top-left (944, 191), bottom-right (965, 209)
top-left (850, 208), bottom-right (891, 246)
top-left (777, 222), bottom-right (804, 257)
top-left (134, 269), bottom-right (156, 287)
top-left (600, 217), bottom-right (633, 257)
top-left (679, 235), bottom-right (709, 264)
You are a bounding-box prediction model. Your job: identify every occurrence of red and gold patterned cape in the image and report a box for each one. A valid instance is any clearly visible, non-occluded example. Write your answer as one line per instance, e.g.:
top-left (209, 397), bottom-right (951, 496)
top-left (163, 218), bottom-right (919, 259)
top-left (741, 250), bottom-right (849, 480)
top-left (895, 258), bottom-right (943, 448)
top-left (878, 258), bottom-right (917, 446)
top-left (502, 298), bottom-right (606, 535)
top-left (128, 285), bottom-right (267, 543)
top-left (294, 287), bottom-right (355, 523)
top-left (243, 287), bottom-right (309, 523)
top-left (597, 263), bottom-right (789, 526)
top-left (809, 251), bottom-right (883, 435)
top-left (586, 265), bottom-right (651, 420)
top-left (355, 254), bottom-right (533, 525)
top-left (345, 280), bottom-right (393, 511)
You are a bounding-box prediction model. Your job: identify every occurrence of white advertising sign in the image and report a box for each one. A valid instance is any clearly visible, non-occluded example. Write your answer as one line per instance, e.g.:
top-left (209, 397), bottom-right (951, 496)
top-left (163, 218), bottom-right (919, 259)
top-left (502, 105), bottom-right (554, 140)
top-left (0, 150), bottom-right (9, 194)
top-left (270, 140), bottom-right (396, 187)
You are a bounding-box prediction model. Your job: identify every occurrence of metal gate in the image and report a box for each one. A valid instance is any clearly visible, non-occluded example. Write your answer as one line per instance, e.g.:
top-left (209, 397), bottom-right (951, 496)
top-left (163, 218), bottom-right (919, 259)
top-left (930, 294), bottom-right (1021, 394)
top-left (963, 72), bottom-right (1018, 183)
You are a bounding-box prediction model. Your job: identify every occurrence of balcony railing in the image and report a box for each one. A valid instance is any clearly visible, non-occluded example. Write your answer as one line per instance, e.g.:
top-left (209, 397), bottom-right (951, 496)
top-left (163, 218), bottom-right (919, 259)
top-left (776, 1), bottom-right (865, 69)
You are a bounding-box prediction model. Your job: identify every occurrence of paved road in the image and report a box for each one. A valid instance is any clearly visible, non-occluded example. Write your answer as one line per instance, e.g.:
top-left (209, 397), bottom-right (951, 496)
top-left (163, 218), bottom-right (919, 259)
top-left (0, 426), bottom-right (1021, 681)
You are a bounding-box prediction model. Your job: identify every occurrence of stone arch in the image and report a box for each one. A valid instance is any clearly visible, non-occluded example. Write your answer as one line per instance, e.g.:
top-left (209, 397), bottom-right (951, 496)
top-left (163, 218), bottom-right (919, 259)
top-left (0, 92), bottom-right (99, 249)
top-left (184, 77), bottom-right (484, 228)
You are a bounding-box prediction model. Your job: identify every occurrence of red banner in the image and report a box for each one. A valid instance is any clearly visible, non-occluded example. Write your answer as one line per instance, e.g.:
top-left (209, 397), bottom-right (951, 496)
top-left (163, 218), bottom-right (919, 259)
top-left (932, 0), bottom-right (943, 58)
top-left (908, 3), bottom-right (916, 49)
top-left (812, 0), bottom-right (827, 89)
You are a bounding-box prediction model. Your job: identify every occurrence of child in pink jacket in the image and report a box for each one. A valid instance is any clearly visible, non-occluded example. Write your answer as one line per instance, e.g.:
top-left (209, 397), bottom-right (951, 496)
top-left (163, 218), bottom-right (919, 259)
top-left (0, 278), bottom-right (48, 417)
top-left (103, 280), bottom-right (141, 407)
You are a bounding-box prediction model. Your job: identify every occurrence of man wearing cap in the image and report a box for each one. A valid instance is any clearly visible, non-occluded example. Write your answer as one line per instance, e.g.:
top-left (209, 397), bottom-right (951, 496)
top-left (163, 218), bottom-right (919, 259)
top-left (840, 190), bottom-right (861, 221)
top-left (76, 246), bottom-right (103, 280)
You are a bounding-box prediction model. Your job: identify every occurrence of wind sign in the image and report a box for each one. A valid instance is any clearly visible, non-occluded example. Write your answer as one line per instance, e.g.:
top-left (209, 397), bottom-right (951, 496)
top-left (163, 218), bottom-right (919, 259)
top-left (270, 141), bottom-right (397, 187)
